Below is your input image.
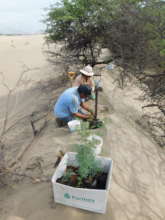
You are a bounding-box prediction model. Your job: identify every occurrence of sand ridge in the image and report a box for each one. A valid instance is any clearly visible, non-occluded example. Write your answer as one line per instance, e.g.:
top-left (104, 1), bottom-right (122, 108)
top-left (0, 35), bottom-right (165, 220)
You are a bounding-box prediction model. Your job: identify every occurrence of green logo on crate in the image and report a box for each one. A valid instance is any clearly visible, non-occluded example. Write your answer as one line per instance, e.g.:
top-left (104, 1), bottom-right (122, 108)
top-left (64, 193), bottom-right (71, 199)
top-left (64, 193), bottom-right (95, 203)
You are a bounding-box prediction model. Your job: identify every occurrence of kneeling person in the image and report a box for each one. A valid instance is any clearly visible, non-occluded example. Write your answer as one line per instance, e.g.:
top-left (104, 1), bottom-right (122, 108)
top-left (54, 85), bottom-right (93, 126)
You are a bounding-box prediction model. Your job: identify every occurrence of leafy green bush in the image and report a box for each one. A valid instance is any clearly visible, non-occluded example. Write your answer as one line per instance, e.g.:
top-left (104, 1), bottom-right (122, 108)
top-left (75, 122), bottom-right (102, 181)
top-left (45, 0), bottom-right (165, 71)
top-left (76, 142), bottom-right (101, 179)
top-left (45, 0), bottom-right (112, 65)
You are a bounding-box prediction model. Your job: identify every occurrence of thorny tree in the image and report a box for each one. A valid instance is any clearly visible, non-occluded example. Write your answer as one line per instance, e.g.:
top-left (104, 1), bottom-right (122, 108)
top-left (45, 0), bottom-right (165, 146)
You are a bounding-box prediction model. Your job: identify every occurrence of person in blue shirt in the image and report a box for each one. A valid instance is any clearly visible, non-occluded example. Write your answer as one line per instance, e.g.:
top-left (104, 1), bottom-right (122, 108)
top-left (54, 85), bottom-right (94, 126)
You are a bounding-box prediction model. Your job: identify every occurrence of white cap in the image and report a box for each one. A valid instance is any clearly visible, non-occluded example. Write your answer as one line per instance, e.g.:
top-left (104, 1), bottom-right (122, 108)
top-left (80, 65), bottom-right (94, 76)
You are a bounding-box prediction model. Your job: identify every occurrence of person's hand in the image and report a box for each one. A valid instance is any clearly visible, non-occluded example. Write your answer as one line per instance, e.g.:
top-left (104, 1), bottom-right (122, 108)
top-left (88, 109), bottom-right (94, 116)
top-left (86, 113), bottom-right (94, 121)
top-left (89, 114), bottom-right (94, 120)
top-left (90, 93), bottom-right (95, 100)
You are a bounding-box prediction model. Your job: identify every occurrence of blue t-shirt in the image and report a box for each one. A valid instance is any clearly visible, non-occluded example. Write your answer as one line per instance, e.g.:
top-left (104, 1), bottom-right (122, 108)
top-left (54, 87), bottom-right (81, 118)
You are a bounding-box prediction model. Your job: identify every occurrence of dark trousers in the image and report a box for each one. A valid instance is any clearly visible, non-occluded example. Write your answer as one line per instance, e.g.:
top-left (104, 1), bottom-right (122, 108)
top-left (56, 116), bottom-right (74, 127)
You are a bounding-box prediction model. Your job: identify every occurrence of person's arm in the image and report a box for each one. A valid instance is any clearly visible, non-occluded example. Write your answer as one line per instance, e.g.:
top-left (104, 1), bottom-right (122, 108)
top-left (89, 78), bottom-right (95, 91)
top-left (80, 102), bottom-right (94, 115)
top-left (72, 75), bottom-right (81, 87)
top-left (69, 95), bottom-right (91, 120)
top-left (73, 112), bottom-right (91, 119)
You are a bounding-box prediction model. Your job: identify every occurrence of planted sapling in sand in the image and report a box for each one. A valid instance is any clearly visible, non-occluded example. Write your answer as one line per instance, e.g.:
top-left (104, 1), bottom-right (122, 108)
top-left (75, 140), bottom-right (102, 186)
top-left (52, 121), bottom-right (113, 213)
top-left (57, 122), bottom-right (108, 189)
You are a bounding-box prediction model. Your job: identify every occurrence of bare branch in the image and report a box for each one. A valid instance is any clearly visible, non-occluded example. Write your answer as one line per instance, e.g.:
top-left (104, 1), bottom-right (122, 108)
top-left (142, 104), bottom-right (161, 109)
top-left (0, 66), bottom-right (40, 139)
top-left (1, 167), bottom-right (49, 183)
top-left (0, 91), bottom-right (12, 138)
top-left (0, 72), bottom-right (11, 91)
top-left (144, 73), bottom-right (165, 78)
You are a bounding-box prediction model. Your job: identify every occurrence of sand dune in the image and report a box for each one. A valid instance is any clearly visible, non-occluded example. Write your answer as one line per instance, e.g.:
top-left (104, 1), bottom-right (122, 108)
top-left (0, 34), bottom-right (54, 96)
top-left (0, 35), bottom-right (165, 220)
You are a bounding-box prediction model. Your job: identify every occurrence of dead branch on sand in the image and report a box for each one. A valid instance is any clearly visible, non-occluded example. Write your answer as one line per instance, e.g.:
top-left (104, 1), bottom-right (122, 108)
top-left (0, 65), bottom-right (41, 185)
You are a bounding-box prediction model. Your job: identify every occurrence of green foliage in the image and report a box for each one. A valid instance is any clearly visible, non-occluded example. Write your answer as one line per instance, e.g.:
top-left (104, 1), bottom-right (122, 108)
top-left (142, 0), bottom-right (165, 71)
top-left (62, 168), bottom-right (75, 183)
top-left (45, 0), bottom-right (112, 65)
top-left (75, 141), bottom-right (101, 179)
top-left (45, 0), bottom-right (165, 147)
top-left (75, 122), bottom-right (102, 180)
top-left (45, 0), bottom-right (165, 69)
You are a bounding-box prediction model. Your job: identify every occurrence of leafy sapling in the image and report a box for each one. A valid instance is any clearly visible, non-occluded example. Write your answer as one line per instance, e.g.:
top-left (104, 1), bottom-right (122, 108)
top-left (61, 168), bottom-right (75, 183)
top-left (75, 122), bottom-right (103, 185)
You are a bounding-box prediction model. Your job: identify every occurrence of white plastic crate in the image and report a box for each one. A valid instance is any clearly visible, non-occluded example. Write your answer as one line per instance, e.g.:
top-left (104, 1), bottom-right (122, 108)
top-left (52, 152), bottom-right (113, 213)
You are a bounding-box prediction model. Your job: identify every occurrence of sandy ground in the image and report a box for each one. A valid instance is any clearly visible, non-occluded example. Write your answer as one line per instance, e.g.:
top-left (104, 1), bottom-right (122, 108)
top-left (0, 35), bottom-right (50, 95)
top-left (0, 35), bottom-right (165, 220)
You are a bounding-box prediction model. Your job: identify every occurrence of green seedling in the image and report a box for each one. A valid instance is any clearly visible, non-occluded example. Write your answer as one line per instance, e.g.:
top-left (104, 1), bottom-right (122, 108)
top-left (74, 122), bottom-right (103, 185)
top-left (62, 168), bottom-right (75, 183)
